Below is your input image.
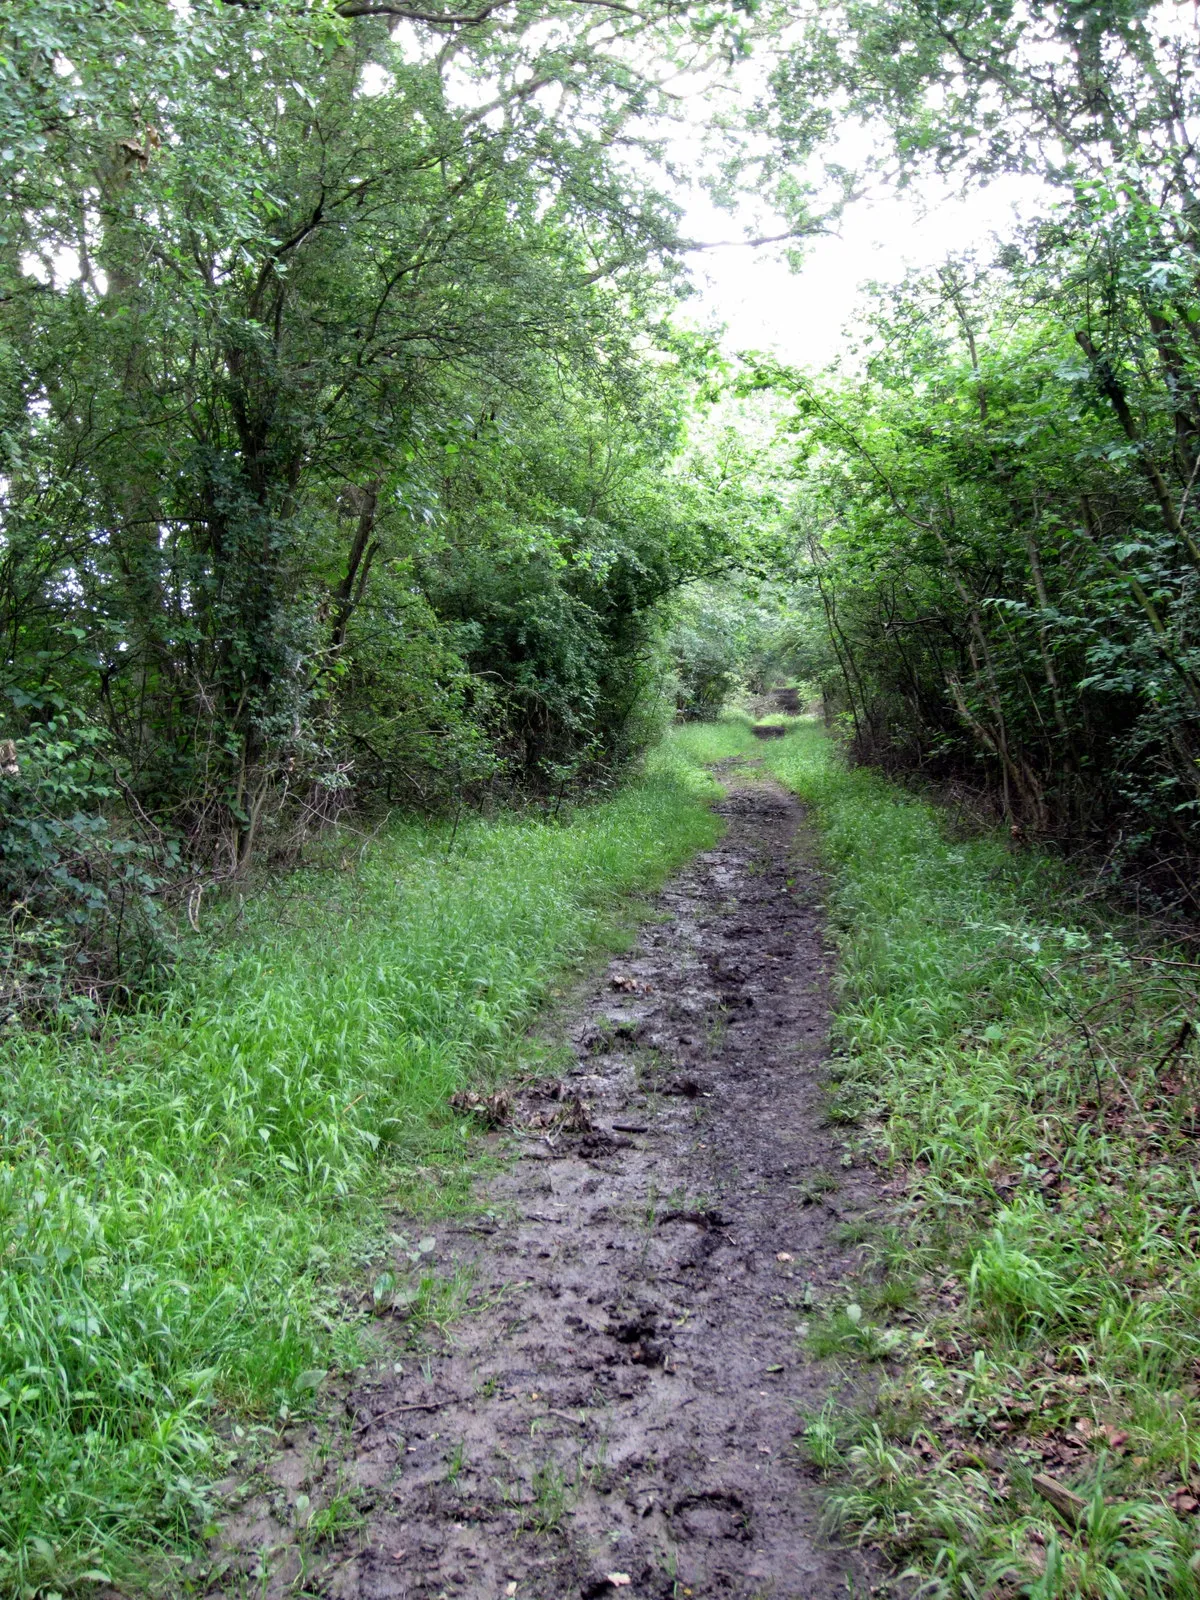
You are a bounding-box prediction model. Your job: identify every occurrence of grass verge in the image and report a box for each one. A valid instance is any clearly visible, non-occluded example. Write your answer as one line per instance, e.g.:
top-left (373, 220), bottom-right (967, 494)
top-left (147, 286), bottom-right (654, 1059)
top-left (684, 715), bottom-right (1200, 1599)
top-left (0, 744), bottom-right (720, 1598)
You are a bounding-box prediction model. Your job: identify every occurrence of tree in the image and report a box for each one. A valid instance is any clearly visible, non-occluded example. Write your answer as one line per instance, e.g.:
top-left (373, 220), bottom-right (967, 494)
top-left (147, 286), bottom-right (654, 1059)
top-left (747, 2), bottom-right (1200, 890)
top-left (0, 0), bottom-right (762, 1009)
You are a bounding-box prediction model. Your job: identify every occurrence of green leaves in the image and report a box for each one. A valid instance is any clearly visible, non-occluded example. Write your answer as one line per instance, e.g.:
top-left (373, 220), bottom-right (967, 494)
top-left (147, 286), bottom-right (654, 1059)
top-left (0, 0), bottom-right (748, 968)
top-left (758, 203), bottom-right (1200, 867)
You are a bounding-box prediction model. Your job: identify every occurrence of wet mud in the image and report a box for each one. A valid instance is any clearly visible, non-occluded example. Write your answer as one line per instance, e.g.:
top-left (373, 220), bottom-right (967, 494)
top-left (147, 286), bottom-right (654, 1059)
top-left (208, 775), bottom-right (877, 1600)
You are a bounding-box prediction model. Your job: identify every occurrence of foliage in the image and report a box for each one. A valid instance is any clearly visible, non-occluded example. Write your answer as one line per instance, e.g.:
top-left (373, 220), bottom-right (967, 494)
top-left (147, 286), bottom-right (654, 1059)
top-left (0, 743), bottom-right (720, 1596)
top-left (658, 398), bottom-right (804, 719)
top-left (754, 1), bottom-right (1200, 892)
top-left (666, 579), bottom-right (808, 717)
top-left (0, 0), bottom-right (763, 1010)
top-left (0, 701), bottom-right (176, 1021)
top-left (668, 592), bottom-right (746, 719)
top-left (769, 0), bottom-right (1199, 193)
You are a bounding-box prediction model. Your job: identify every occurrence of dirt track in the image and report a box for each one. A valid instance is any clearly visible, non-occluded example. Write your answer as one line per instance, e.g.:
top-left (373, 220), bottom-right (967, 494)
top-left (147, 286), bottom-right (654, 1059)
top-left (210, 774), bottom-right (875, 1600)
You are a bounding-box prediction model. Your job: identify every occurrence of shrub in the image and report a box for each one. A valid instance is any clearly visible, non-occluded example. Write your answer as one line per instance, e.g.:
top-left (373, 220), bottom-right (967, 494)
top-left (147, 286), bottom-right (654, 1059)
top-left (0, 703), bottom-right (176, 1023)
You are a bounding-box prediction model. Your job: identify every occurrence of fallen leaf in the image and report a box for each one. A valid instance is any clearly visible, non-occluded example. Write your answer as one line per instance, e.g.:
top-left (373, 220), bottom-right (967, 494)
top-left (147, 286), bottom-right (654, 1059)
top-left (554, 1095), bottom-right (594, 1134)
top-left (1075, 1418), bottom-right (1130, 1452)
top-left (606, 1577), bottom-right (632, 1589)
top-left (449, 1089), bottom-right (510, 1128)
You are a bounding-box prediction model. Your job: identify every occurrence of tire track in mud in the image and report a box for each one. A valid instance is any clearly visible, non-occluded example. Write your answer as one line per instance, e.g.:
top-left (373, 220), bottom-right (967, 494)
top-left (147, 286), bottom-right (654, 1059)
top-left (211, 774), bottom-right (878, 1600)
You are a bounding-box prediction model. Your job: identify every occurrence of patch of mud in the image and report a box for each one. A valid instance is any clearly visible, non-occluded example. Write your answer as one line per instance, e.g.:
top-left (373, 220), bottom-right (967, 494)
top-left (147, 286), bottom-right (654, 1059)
top-left (206, 779), bottom-right (878, 1600)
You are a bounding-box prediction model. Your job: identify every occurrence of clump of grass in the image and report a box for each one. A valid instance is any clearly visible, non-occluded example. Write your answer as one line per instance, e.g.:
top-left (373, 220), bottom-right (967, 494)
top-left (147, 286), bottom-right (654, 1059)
top-left (796, 1400), bottom-right (846, 1473)
top-left (664, 715), bottom-right (764, 765)
top-left (754, 722), bottom-right (1200, 1598)
top-left (806, 1303), bottom-right (905, 1362)
top-left (0, 743), bottom-right (721, 1596)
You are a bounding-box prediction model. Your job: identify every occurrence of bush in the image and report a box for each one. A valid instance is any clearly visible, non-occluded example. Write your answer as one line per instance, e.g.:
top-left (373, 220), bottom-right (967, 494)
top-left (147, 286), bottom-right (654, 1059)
top-left (0, 704), bottom-right (176, 1023)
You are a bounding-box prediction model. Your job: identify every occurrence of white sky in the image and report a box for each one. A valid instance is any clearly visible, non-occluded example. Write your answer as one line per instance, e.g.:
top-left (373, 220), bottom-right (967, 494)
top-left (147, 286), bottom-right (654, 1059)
top-left (677, 172), bottom-right (1040, 368)
top-left (651, 46), bottom-right (1049, 371)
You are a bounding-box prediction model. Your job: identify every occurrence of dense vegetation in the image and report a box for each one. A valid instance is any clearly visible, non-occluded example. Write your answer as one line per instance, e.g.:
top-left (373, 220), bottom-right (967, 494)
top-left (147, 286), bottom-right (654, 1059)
top-left (16, 0), bottom-right (1200, 1005)
top-left (763, 0), bottom-right (1200, 901)
top-left (8, 3), bottom-right (1200, 1593)
top-left (0, 0), bottom-right (771, 1015)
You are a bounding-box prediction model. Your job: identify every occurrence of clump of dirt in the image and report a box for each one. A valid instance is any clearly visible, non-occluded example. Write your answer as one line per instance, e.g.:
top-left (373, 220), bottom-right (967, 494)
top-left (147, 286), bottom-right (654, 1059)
top-left (449, 1089), bottom-right (513, 1128)
top-left (205, 778), bottom-right (878, 1600)
top-left (771, 687), bottom-right (804, 716)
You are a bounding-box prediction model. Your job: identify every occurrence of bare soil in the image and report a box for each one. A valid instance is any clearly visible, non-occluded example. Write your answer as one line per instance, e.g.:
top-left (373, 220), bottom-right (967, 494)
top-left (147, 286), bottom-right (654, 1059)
top-left (207, 774), bottom-right (877, 1600)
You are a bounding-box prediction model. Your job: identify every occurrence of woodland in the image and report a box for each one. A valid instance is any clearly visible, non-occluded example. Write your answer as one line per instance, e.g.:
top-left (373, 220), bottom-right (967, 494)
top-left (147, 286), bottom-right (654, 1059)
top-left (5, 1), bottom-right (1200, 1596)
top-left (6, 0), bottom-right (1200, 1012)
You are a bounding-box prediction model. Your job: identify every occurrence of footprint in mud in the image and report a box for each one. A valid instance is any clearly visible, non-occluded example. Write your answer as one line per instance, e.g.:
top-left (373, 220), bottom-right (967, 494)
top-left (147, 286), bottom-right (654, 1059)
top-left (673, 1488), bottom-right (752, 1543)
top-left (205, 778), bottom-right (880, 1600)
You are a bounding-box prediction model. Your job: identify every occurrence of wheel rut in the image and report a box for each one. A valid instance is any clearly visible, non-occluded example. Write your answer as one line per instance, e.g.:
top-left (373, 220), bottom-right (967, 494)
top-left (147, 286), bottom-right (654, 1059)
top-left (211, 775), bottom-right (878, 1600)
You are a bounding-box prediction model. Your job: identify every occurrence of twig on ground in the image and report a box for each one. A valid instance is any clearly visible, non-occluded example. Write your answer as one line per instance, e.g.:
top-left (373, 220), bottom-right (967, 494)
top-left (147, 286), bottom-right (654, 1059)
top-left (353, 1398), bottom-right (455, 1436)
top-left (1031, 1472), bottom-right (1087, 1526)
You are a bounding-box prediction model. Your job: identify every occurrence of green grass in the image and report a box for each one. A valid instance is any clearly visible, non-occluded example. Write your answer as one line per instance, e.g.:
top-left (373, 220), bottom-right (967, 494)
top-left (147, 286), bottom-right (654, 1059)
top-left (725, 717), bottom-right (1200, 1599)
top-left (663, 712), bottom-right (771, 765)
top-left (0, 742), bottom-right (721, 1597)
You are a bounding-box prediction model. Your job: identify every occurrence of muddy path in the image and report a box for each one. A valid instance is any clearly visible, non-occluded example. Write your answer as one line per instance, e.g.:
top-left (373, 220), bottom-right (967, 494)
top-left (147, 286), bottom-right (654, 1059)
top-left (210, 774), bottom-right (878, 1600)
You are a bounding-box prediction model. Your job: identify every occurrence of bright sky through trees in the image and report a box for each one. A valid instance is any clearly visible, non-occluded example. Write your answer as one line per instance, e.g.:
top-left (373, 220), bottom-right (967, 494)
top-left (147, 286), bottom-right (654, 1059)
top-left (681, 169), bottom-right (1042, 365)
top-left (662, 49), bottom-right (1047, 370)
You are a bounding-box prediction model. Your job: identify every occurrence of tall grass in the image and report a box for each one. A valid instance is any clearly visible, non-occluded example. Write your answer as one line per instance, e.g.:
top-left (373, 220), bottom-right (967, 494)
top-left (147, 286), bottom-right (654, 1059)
top-left (661, 716), bottom-right (765, 766)
top-left (0, 744), bottom-right (720, 1597)
top-left (711, 718), bottom-right (1200, 1599)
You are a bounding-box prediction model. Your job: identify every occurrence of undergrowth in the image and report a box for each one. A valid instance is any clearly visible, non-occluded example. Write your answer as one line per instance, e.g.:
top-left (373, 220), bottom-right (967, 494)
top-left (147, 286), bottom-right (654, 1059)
top-left (680, 716), bottom-right (1200, 1598)
top-left (0, 744), bottom-right (720, 1597)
